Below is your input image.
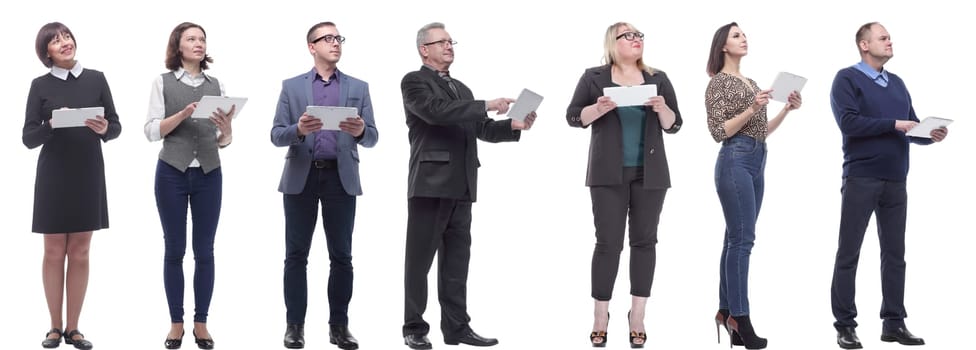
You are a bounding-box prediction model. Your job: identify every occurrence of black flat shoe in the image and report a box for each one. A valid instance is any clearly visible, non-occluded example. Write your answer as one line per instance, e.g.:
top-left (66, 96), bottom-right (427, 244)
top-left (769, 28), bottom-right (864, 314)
top-left (444, 329), bottom-right (498, 347)
top-left (41, 328), bottom-right (62, 349)
top-left (284, 324), bottom-right (305, 349)
top-left (881, 326), bottom-right (925, 346)
top-left (836, 326), bottom-right (862, 349)
top-left (192, 329), bottom-right (214, 349)
top-left (329, 325), bottom-right (359, 350)
top-left (63, 330), bottom-right (92, 350)
top-left (165, 330), bottom-right (185, 349)
top-left (403, 334), bottom-right (431, 350)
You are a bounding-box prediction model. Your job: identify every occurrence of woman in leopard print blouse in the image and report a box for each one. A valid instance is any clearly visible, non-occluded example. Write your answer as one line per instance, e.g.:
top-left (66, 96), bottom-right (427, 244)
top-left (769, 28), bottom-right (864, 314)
top-left (704, 22), bottom-right (802, 350)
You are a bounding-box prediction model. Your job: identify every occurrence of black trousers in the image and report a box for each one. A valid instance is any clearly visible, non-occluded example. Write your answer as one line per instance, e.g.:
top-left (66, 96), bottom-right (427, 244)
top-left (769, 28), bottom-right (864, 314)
top-left (590, 167), bottom-right (667, 300)
top-left (403, 197), bottom-right (473, 338)
top-left (283, 167), bottom-right (356, 325)
top-left (831, 176), bottom-right (909, 330)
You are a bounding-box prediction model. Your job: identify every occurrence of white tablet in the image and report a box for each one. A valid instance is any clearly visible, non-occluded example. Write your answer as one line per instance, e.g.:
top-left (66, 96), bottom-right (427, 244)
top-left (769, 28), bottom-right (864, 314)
top-left (769, 72), bottom-right (807, 103)
top-left (306, 106), bottom-right (358, 130)
top-left (193, 96), bottom-right (248, 119)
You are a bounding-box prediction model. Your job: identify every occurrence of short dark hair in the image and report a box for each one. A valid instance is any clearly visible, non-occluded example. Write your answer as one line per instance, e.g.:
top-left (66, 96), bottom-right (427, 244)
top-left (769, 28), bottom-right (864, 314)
top-left (35, 22), bottom-right (74, 68)
top-left (166, 22), bottom-right (213, 71)
top-left (855, 21), bottom-right (879, 47)
top-left (706, 22), bottom-right (738, 77)
top-left (306, 21), bottom-right (337, 43)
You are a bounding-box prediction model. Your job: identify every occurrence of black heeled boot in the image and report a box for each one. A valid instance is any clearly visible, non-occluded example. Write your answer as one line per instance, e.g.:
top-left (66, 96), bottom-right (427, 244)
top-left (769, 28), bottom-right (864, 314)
top-left (726, 315), bottom-right (767, 349)
top-left (714, 309), bottom-right (744, 346)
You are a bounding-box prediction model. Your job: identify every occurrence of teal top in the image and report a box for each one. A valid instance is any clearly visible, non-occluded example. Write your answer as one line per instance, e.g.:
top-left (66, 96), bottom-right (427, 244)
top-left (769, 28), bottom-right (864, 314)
top-left (617, 106), bottom-right (646, 167)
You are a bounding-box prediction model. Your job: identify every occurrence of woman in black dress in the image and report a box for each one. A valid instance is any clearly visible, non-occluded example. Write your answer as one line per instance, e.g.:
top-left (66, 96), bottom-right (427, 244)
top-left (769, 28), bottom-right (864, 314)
top-left (23, 22), bottom-right (121, 350)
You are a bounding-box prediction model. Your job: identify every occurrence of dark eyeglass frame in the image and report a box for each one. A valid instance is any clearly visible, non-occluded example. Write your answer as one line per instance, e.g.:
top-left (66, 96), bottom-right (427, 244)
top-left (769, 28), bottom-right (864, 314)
top-left (615, 32), bottom-right (645, 41)
top-left (311, 34), bottom-right (346, 44)
top-left (422, 39), bottom-right (457, 47)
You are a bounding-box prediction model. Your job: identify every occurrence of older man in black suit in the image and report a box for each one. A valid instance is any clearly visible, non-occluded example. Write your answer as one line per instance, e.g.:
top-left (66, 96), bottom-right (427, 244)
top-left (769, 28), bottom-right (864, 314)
top-left (399, 22), bottom-right (537, 350)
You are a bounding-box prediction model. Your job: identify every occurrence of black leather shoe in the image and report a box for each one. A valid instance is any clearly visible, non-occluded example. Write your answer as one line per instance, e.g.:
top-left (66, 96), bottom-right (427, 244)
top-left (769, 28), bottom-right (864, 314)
top-left (165, 330), bottom-right (185, 349)
top-left (881, 326), bottom-right (925, 346)
top-left (284, 324), bottom-right (305, 349)
top-left (192, 329), bottom-right (214, 349)
top-left (403, 334), bottom-right (432, 350)
top-left (41, 328), bottom-right (62, 349)
top-left (63, 330), bottom-right (93, 350)
top-left (330, 325), bottom-right (359, 350)
top-left (445, 329), bottom-right (498, 347)
top-left (836, 327), bottom-right (862, 349)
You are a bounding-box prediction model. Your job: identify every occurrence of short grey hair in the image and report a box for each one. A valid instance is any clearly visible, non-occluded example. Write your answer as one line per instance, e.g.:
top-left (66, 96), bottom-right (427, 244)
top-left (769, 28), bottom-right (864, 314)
top-left (416, 22), bottom-right (445, 48)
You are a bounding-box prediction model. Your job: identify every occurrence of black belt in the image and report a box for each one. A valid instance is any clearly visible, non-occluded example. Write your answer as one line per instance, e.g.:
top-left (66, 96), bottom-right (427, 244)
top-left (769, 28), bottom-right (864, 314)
top-left (312, 159), bottom-right (338, 169)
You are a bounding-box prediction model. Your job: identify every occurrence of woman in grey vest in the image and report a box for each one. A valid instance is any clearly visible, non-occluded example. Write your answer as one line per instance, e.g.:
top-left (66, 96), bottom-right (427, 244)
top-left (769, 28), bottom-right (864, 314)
top-left (144, 22), bottom-right (233, 350)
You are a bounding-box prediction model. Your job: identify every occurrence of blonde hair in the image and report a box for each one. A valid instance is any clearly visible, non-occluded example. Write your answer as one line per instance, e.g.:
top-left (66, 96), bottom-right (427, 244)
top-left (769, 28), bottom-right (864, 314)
top-left (602, 22), bottom-right (654, 74)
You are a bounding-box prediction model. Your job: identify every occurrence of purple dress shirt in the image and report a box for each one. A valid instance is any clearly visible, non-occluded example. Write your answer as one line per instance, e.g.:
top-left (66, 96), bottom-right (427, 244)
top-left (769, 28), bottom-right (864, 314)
top-left (312, 70), bottom-right (340, 159)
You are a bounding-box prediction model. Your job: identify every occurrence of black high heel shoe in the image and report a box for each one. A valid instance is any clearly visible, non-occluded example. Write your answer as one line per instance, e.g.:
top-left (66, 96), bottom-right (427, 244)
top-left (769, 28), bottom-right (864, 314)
top-left (590, 312), bottom-right (609, 347)
top-left (714, 309), bottom-right (743, 345)
top-left (165, 330), bottom-right (185, 349)
top-left (63, 330), bottom-right (93, 350)
top-left (193, 329), bottom-right (214, 350)
top-left (628, 311), bottom-right (646, 349)
top-left (41, 328), bottom-right (62, 349)
top-left (726, 315), bottom-right (767, 349)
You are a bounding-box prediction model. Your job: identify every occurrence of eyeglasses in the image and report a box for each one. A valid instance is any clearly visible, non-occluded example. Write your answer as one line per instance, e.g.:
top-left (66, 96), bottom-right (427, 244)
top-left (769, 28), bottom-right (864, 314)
top-left (422, 39), bottom-right (457, 47)
top-left (311, 34), bottom-right (345, 44)
top-left (615, 32), bottom-right (644, 41)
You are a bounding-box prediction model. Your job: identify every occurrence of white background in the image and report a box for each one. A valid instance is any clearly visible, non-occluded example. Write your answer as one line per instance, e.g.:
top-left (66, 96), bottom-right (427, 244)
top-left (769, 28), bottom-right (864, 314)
top-left (1, 1), bottom-right (972, 349)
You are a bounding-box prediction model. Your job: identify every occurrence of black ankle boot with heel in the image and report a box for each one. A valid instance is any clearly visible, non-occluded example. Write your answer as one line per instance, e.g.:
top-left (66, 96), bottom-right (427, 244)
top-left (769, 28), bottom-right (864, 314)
top-left (726, 315), bottom-right (767, 349)
top-left (714, 309), bottom-right (743, 345)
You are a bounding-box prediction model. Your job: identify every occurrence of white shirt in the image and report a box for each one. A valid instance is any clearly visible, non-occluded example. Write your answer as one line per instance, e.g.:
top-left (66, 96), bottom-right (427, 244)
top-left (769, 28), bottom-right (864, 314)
top-left (50, 61), bottom-right (84, 80)
top-left (144, 68), bottom-right (226, 167)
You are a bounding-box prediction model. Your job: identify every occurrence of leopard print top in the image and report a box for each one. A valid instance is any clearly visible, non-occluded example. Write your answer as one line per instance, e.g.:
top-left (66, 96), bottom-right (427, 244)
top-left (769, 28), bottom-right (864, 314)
top-left (705, 72), bottom-right (768, 142)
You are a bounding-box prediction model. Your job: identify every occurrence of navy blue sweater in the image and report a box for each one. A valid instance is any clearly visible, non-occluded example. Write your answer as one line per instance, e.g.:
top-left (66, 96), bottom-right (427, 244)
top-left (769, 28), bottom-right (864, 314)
top-left (829, 66), bottom-right (932, 181)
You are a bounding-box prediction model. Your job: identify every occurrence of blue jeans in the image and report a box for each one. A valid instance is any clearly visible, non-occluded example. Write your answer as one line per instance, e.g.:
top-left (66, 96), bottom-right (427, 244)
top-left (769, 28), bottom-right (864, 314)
top-left (715, 135), bottom-right (767, 316)
top-left (283, 166), bottom-right (356, 326)
top-left (155, 160), bottom-right (222, 323)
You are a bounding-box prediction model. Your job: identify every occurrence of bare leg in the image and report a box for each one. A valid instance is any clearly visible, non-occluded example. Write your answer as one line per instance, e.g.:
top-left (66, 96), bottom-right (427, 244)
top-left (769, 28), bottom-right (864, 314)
top-left (193, 322), bottom-right (211, 339)
top-left (592, 300), bottom-right (610, 344)
top-left (42, 234), bottom-right (68, 339)
top-left (168, 323), bottom-right (184, 340)
top-left (64, 231), bottom-right (92, 341)
top-left (630, 296), bottom-right (648, 345)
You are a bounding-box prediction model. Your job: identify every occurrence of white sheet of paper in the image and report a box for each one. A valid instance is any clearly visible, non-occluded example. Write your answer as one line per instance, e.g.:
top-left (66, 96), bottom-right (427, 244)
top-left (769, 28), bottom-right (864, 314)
top-left (769, 72), bottom-right (807, 103)
top-left (906, 117), bottom-right (953, 138)
top-left (603, 84), bottom-right (657, 107)
top-left (50, 107), bottom-right (104, 128)
top-left (192, 96), bottom-right (248, 119)
top-left (306, 106), bottom-right (359, 131)
top-left (507, 88), bottom-right (543, 121)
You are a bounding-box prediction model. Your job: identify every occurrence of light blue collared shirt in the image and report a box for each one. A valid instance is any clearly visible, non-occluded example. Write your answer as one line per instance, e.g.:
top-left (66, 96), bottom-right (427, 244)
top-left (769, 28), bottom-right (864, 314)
top-left (853, 61), bottom-right (889, 87)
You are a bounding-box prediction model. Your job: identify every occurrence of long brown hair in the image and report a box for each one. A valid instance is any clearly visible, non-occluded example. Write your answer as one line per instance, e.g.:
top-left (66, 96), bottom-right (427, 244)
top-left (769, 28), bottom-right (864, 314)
top-left (165, 22), bottom-right (213, 71)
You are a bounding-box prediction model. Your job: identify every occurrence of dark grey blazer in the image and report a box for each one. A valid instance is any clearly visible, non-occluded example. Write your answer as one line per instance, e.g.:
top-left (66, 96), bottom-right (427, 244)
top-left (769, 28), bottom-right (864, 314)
top-left (270, 69), bottom-right (379, 195)
top-left (401, 66), bottom-right (520, 202)
top-left (566, 64), bottom-right (682, 189)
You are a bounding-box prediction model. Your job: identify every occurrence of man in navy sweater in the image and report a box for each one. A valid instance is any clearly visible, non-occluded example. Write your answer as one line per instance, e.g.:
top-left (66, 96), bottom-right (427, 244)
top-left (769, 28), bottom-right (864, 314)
top-left (829, 22), bottom-right (948, 349)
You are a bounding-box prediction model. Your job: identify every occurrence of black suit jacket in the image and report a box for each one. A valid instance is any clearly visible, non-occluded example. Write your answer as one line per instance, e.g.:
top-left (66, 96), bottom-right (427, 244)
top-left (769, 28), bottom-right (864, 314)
top-left (401, 66), bottom-right (521, 202)
top-left (566, 65), bottom-right (682, 189)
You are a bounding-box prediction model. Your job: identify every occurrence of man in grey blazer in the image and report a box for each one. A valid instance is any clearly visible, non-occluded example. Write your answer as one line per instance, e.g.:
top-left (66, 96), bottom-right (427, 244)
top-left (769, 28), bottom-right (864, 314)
top-left (400, 22), bottom-right (536, 350)
top-left (270, 21), bottom-right (378, 350)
